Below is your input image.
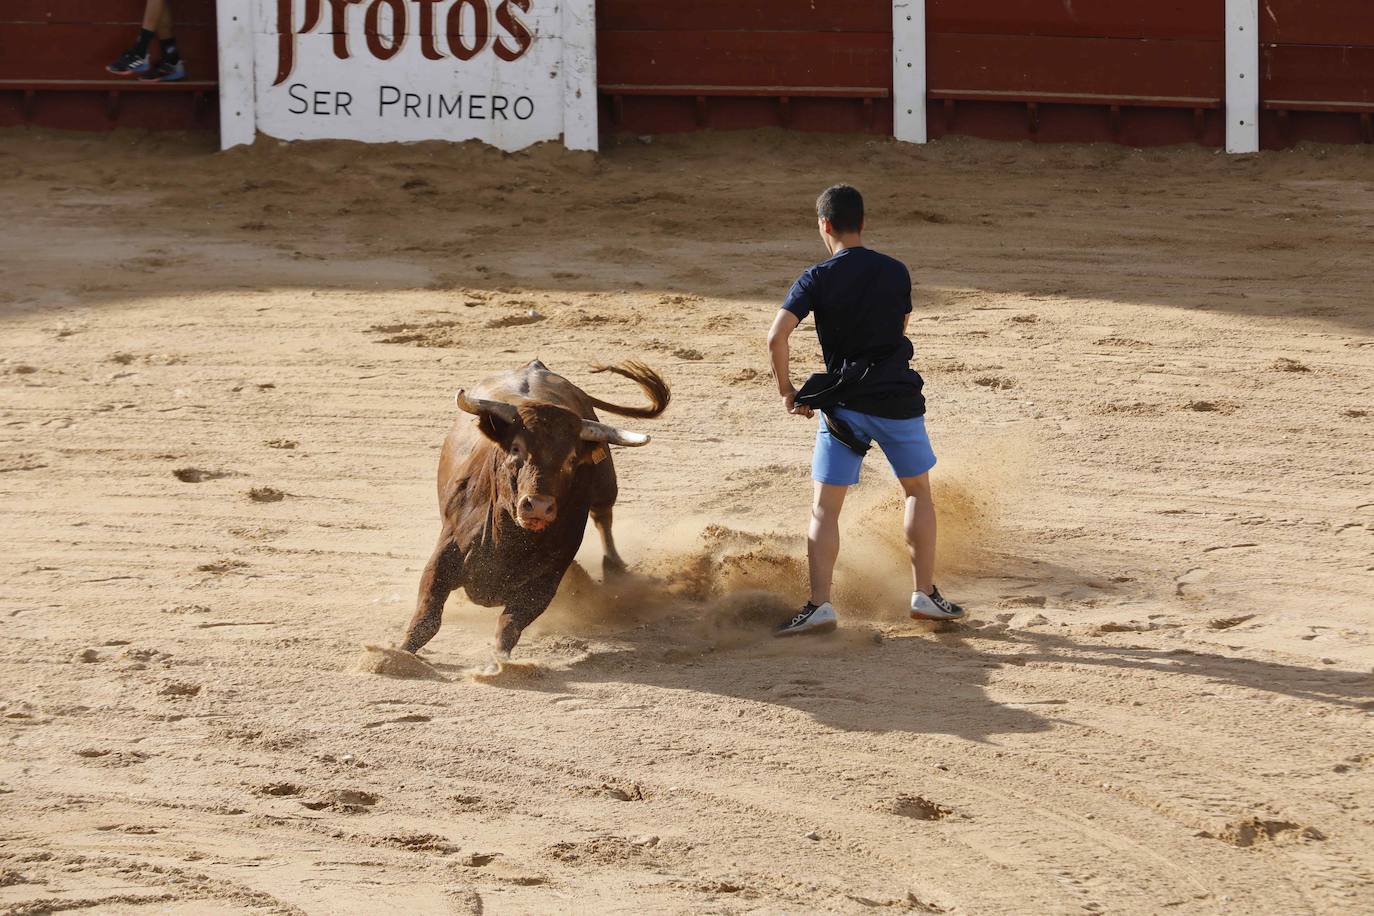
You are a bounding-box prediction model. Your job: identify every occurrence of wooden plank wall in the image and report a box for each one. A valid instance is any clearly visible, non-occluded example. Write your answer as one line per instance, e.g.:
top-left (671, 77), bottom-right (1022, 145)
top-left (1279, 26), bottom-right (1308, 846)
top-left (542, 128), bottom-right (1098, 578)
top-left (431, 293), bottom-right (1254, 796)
top-left (925, 1), bottom-right (1226, 145)
top-left (1, 0), bottom-right (219, 79)
top-left (596, 0), bottom-right (894, 134)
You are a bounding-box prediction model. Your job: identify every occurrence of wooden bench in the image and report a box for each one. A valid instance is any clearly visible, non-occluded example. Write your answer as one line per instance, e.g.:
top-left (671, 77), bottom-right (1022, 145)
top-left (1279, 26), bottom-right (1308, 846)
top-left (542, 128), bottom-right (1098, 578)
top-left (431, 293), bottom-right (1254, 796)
top-left (0, 78), bottom-right (217, 122)
top-left (1263, 98), bottom-right (1374, 143)
top-left (928, 88), bottom-right (1223, 139)
top-left (600, 83), bottom-right (890, 128)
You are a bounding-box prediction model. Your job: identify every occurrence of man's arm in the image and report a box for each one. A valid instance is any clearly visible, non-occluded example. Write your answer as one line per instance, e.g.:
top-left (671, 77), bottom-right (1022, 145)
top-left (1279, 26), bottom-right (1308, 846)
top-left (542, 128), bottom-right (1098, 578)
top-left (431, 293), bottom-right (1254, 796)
top-left (767, 309), bottom-right (812, 418)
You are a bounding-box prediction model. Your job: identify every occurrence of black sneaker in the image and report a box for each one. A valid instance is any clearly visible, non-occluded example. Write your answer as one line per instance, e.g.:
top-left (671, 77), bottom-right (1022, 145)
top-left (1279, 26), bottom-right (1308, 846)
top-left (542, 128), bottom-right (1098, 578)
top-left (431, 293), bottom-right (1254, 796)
top-left (107, 48), bottom-right (152, 76)
top-left (140, 59), bottom-right (186, 82)
top-left (911, 586), bottom-right (965, 620)
top-left (775, 601), bottom-right (838, 638)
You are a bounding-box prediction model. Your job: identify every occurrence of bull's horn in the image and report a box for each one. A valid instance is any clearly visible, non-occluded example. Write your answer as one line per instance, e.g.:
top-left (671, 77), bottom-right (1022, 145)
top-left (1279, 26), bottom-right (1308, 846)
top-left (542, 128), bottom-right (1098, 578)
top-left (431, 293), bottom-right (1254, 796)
top-left (455, 389), bottom-right (519, 423)
top-left (580, 420), bottom-right (650, 447)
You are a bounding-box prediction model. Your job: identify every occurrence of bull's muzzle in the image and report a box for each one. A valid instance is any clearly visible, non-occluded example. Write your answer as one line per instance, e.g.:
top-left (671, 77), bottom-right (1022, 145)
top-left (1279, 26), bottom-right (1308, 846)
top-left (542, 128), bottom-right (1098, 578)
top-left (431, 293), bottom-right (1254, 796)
top-left (516, 494), bottom-right (556, 531)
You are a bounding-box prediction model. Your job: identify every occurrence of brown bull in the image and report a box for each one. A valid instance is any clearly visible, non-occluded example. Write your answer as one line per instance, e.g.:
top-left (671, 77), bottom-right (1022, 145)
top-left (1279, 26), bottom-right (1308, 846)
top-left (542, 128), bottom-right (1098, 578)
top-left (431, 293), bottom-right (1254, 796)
top-left (400, 359), bottom-right (670, 663)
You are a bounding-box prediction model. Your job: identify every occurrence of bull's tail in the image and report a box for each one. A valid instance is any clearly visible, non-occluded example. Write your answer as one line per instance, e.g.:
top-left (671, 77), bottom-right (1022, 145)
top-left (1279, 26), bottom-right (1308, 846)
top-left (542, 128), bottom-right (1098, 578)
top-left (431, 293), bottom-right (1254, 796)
top-left (586, 361), bottom-right (671, 419)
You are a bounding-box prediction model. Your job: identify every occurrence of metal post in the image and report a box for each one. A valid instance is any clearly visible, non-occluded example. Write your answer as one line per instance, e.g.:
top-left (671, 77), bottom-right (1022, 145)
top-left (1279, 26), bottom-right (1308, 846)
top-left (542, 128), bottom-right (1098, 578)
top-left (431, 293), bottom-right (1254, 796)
top-left (216, 0), bottom-right (255, 150)
top-left (1225, 0), bottom-right (1259, 153)
top-left (893, 0), bottom-right (926, 144)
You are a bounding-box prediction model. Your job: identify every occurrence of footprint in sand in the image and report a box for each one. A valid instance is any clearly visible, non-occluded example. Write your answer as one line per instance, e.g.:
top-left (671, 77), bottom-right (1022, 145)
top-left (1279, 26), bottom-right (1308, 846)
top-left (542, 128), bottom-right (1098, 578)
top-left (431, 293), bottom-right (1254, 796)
top-left (195, 559), bottom-right (248, 574)
top-left (460, 852), bottom-right (499, 867)
top-left (75, 748), bottom-right (149, 767)
top-left (1202, 543), bottom-right (1259, 554)
top-left (886, 795), bottom-right (954, 821)
top-left (595, 783), bottom-right (644, 802)
top-left (1094, 621), bottom-right (1157, 634)
top-left (1200, 817), bottom-right (1324, 848)
top-left (1271, 357), bottom-right (1311, 373)
top-left (1208, 614), bottom-right (1256, 630)
top-left (1174, 566), bottom-right (1210, 596)
top-left (361, 713), bottom-right (432, 729)
top-left (301, 789), bottom-right (380, 813)
top-left (1184, 399), bottom-right (1238, 414)
top-left (384, 833), bottom-right (462, 854)
top-left (355, 645), bottom-right (445, 681)
top-left (173, 467), bottom-right (231, 483)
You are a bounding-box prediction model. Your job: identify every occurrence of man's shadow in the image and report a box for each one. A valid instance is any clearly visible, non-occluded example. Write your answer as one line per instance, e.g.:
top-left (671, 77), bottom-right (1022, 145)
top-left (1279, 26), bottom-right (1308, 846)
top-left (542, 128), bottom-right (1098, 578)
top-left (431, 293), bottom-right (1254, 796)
top-left (460, 600), bottom-right (1057, 743)
top-left (438, 559), bottom-right (1372, 740)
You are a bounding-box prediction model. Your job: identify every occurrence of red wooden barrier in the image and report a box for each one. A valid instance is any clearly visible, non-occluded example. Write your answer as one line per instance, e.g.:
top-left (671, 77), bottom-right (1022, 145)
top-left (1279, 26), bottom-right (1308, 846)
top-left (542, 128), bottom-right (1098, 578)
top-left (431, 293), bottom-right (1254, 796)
top-left (1, 0), bottom-right (1369, 146)
top-left (1259, 0), bottom-right (1374, 146)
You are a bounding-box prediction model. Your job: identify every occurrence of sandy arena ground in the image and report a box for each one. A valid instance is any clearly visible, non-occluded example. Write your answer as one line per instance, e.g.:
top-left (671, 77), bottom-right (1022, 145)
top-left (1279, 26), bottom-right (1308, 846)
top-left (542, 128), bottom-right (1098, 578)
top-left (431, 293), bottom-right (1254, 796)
top-left (1, 128), bottom-right (1372, 914)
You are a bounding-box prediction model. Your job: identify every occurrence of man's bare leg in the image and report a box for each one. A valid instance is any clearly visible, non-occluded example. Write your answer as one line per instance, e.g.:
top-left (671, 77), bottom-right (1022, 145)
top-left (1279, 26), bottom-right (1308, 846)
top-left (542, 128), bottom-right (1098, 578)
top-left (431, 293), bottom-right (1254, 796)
top-left (899, 472), bottom-right (936, 595)
top-left (807, 482), bottom-right (848, 605)
top-left (141, 0), bottom-right (169, 33)
top-left (901, 472), bottom-right (964, 619)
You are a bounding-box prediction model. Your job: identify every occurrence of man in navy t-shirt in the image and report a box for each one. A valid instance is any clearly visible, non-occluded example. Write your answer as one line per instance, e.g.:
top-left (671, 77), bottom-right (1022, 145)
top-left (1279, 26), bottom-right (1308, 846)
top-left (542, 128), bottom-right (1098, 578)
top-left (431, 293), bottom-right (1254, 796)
top-left (767, 184), bottom-right (965, 636)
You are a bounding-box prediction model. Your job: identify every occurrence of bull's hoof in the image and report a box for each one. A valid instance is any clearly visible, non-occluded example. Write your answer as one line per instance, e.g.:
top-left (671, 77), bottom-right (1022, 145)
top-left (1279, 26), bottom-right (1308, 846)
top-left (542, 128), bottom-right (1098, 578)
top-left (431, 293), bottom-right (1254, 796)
top-left (482, 650), bottom-right (511, 677)
top-left (603, 555), bottom-right (629, 579)
top-left (472, 651), bottom-right (542, 683)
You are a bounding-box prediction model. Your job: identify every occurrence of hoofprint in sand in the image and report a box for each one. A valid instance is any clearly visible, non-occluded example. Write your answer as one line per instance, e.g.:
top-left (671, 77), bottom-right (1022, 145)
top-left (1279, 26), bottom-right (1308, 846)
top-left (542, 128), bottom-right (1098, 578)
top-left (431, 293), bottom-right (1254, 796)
top-left (1, 129), bottom-right (1371, 914)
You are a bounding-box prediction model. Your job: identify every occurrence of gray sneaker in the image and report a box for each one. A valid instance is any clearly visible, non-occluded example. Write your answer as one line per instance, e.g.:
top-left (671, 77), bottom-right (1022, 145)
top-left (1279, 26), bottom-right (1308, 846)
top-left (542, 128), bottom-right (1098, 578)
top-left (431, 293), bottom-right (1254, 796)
top-left (775, 602), bottom-right (837, 637)
top-left (911, 586), bottom-right (965, 621)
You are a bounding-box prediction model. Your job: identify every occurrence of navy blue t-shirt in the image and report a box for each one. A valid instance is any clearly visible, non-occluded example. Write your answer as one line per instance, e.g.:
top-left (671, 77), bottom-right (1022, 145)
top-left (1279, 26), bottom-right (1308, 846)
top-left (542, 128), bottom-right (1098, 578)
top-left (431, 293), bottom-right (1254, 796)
top-left (782, 246), bottom-right (926, 419)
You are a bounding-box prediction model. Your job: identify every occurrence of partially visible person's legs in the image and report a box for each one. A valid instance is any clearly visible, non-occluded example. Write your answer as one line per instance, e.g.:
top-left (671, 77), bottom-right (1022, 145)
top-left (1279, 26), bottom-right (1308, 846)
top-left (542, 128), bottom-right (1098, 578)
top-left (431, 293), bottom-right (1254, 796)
top-left (145, 1), bottom-right (185, 79)
top-left (807, 482), bottom-right (848, 605)
top-left (899, 472), bottom-right (936, 594)
top-left (109, 1), bottom-right (182, 77)
top-left (865, 411), bottom-right (964, 619)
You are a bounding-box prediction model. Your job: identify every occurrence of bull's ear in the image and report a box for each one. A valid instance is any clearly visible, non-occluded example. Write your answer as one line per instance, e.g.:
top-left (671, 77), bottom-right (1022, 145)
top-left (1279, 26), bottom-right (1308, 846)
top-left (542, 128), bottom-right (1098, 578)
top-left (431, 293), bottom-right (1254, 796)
top-left (580, 444), bottom-right (608, 465)
top-left (475, 411), bottom-right (517, 447)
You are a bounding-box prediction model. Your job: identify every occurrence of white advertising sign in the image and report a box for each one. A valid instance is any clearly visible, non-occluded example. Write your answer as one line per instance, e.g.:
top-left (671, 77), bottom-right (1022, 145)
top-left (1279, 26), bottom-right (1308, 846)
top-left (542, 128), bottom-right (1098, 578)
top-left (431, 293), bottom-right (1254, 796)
top-left (219, 0), bottom-right (597, 151)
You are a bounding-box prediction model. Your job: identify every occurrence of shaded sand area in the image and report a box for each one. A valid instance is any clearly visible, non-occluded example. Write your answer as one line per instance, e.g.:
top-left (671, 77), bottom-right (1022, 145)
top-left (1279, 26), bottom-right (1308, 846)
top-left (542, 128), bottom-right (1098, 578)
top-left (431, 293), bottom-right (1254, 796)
top-left (1, 129), bottom-right (1372, 913)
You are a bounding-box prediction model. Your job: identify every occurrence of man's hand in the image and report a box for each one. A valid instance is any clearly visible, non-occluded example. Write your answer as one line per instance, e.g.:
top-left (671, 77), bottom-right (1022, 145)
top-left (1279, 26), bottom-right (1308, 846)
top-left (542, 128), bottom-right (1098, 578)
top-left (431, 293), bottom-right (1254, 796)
top-left (782, 387), bottom-right (813, 418)
top-left (769, 310), bottom-right (812, 418)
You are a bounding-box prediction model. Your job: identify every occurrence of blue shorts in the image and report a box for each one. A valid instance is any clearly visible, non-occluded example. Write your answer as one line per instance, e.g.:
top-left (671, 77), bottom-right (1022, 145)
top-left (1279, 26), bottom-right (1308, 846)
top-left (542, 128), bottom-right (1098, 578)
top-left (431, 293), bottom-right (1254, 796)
top-left (812, 408), bottom-right (937, 486)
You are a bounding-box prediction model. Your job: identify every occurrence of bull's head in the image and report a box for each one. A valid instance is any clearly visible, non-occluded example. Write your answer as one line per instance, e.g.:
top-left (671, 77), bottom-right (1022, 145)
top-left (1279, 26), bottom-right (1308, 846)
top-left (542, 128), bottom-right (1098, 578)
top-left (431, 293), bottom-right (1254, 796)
top-left (455, 390), bottom-right (649, 532)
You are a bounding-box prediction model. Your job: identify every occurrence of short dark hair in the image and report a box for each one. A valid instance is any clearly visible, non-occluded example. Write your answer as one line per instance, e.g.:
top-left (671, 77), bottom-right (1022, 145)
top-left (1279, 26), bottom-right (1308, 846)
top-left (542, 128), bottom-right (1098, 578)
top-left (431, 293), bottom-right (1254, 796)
top-left (816, 184), bottom-right (864, 233)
